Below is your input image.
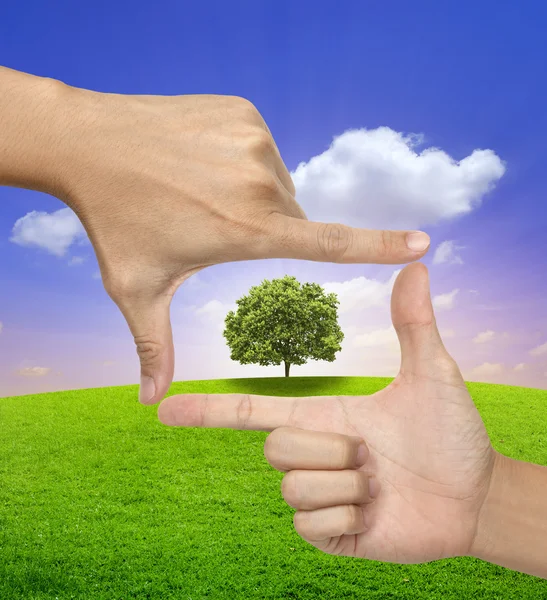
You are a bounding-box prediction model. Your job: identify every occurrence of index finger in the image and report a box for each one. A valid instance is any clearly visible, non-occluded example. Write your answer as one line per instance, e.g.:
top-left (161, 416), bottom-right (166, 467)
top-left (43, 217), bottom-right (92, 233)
top-left (157, 392), bottom-right (300, 432)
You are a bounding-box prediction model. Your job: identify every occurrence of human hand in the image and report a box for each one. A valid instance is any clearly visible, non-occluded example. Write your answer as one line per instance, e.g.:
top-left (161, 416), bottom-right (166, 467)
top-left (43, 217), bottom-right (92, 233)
top-left (157, 262), bottom-right (497, 563)
top-left (48, 84), bottom-right (430, 405)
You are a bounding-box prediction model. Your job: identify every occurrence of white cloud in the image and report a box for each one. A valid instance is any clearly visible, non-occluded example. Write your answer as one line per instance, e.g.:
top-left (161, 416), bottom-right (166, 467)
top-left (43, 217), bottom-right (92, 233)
top-left (432, 288), bottom-right (459, 311)
top-left (182, 273), bottom-right (209, 291)
top-left (10, 207), bottom-right (87, 257)
top-left (468, 289), bottom-right (479, 295)
top-left (432, 240), bottom-right (464, 265)
top-left (529, 341), bottom-right (547, 357)
top-left (68, 256), bottom-right (85, 266)
top-left (473, 330), bottom-right (495, 344)
top-left (353, 326), bottom-right (399, 349)
top-left (92, 271), bottom-right (102, 280)
top-left (194, 299), bottom-right (237, 332)
top-left (441, 328), bottom-right (455, 338)
top-left (291, 127), bottom-right (505, 229)
top-left (0, 321), bottom-right (3, 334)
top-left (322, 270), bottom-right (400, 314)
top-left (192, 270), bottom-right (401, 335)
top-left (468, 362), bottom-right (503, 380)
top-left (513, 363), bottom-right (527, 371)
top-left (17, 366), bottom-right (51, 377)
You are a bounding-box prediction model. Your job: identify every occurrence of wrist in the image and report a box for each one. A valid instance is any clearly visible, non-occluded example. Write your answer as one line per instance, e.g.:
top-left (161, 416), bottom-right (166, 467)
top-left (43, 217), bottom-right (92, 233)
top-left (469, 450), bottom-right (547, 578)
top-left (468, 451), bottom-right (509, 560)
top-left (0, 67), bottom-right (76, 199)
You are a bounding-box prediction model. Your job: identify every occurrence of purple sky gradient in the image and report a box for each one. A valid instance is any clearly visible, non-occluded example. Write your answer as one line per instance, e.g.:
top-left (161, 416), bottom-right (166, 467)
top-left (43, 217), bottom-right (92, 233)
top-left (1, 1), bottom-right (547, 397)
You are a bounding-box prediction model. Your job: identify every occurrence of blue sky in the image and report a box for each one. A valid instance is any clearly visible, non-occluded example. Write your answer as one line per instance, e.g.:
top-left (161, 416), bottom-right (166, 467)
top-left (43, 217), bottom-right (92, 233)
top-left (1, 0), bottom-right (547, 396)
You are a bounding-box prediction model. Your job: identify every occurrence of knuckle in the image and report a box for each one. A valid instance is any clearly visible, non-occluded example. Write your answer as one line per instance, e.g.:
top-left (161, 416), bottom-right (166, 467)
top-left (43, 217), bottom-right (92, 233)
top-left (134, 336), bottom-right (162, 367)
top-left (351, 471), bottom-right (368, 500)
top-left (330, 436), bottom-right (354, 469)
top-left (264, 427), bottom-right (291, 469)
top-left (235, 394), bottom-right (253, 428)
top-left (345, 505), bottom-right (361, 530)
top-left (434, 355), bottom-right (462, 381)
top-left (244, 168), bottom-right (280, 195)
top-left (280, 472), bottom-right (299, 507)
top-left (373, 230), bottom-right (395, 260)
top-left (232, 95), bottom-right (259, 115)
top-left (293, 511), bottom-right (310, 535)
top-left (102, 272), bottom-right (135, 301)
top-left (246, 130), bottom-right (274, 154)
top-left (316, 223), bottom-right (353, 262)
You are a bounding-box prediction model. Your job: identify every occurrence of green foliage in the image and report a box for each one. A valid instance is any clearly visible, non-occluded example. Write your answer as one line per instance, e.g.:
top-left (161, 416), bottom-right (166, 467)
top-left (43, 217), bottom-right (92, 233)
top-left (223, 275), bottom-right (344, 375)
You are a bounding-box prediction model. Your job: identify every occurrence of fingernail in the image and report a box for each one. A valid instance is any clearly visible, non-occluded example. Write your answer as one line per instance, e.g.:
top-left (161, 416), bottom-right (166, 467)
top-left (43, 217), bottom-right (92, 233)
top-left (356, 442), bottom-right (368, 466)
top-left (139, 375), bottom-right (156, 404)
top-left (368, 477), bottom-right (380, 499)
top-left (406, 231), bottom-right (430, 252)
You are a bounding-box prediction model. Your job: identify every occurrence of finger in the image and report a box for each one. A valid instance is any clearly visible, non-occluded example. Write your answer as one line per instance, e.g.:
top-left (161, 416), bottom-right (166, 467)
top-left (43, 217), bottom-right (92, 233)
top-left (391, 262), bottom-right (464, 383)
top-left (294, 504), bottom-right (368, 542)
top-left (256, 116), bottom-right (297, 197)
top-left (272, 150), bottom-right (297, 198)
top-left (266, 213), bottom-right (430, 264)
top-left (282, 469), bottom-right (379, 510)
top-left (115, 292), bottom-right (175, 405)
top-left (264, 427), bottom-right (369, 471)
top-left (158, 392), bottom-right (303, 431)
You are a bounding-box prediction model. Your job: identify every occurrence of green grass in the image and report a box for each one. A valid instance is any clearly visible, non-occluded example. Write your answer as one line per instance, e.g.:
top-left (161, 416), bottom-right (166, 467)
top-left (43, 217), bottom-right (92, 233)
top-left (1, 376), bottom-right (546, 599)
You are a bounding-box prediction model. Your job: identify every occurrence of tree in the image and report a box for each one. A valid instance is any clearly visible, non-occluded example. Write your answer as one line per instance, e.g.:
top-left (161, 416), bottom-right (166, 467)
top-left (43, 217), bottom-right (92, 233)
top-left (223, 275), bottom-right (344, 377)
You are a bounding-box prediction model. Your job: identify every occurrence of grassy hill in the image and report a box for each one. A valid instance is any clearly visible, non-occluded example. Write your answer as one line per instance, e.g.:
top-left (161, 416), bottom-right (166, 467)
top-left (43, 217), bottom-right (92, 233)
top-left (1, 376), bottom-right (546, 599)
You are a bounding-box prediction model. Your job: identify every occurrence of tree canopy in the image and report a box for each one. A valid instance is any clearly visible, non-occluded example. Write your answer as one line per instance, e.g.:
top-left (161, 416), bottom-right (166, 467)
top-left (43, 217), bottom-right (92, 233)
top-left (223, 275), bottom-right (344, 377)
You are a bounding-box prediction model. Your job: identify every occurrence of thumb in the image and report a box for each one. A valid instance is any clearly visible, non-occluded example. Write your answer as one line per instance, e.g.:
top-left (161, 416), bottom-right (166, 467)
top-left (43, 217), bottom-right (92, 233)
top-left (267, 213), bottom-right (430, 264)
top-left (115, 292), bottom-right (175, 405)
top-left (391, 262), bottom-right (464, 383)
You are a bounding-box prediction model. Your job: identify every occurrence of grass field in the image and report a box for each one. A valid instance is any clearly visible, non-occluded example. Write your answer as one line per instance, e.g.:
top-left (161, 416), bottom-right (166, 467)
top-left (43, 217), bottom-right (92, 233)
top-left (1, 376), bottom-right (547, 599)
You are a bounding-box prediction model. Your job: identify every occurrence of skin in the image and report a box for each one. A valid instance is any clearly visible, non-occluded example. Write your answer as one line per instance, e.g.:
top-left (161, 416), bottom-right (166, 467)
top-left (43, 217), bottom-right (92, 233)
top-left (158, 263), bottom-right (547, 578)
top-left (2, 66), bottom-right (547, 579)
top-left (0, 66), bottom-right (430, 406)
top-left (159, 263), bottom-right (496, 562)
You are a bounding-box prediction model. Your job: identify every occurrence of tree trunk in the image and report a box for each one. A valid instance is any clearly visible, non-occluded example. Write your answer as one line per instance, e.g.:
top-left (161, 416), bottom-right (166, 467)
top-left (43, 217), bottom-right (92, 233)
top-left (284, 362), bottom-right (291, 377)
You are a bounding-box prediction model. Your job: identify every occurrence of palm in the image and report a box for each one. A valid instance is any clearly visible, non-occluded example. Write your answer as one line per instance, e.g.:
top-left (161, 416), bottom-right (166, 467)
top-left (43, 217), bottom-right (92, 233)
top-left (158, 263), bottom-right (497, 564)
top-left (281, 368), bottom-right (494, 562)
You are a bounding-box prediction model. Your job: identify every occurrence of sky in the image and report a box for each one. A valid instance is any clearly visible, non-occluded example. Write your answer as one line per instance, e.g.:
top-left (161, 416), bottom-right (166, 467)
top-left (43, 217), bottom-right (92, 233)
top-left (1, 0), bottom-right (547, 397)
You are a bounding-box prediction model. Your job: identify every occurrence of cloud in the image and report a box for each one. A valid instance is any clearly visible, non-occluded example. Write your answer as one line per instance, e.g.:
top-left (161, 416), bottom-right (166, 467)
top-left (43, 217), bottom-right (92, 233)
top-left (432, 288), bottom-right (459, 311)
top-left (473, 330), bottom-right (495, 344)
top-left (353, 326), bottom-right (399, 349)
top-left (468, 289), bottom-right (479, 295)
top-left (432, 240), bottom-right (465, 265)
top-left (192, 270), bottom-right (402, 335)
top-left (182, 273), bottom-right (209, 291)
top-left (468, 362), bottom-right (503, 380)
top-left (68, 256), bottom-right (85, 266)
top-left (92, 271), bottom-right (102, 280)
top-left (441, 328), bottom-right (455, 338)
top-left (291, 127), bottom-right (505, 229)
top-left (322, 270), bottom-right (400, 314)
top-left (10, 207), bottom-right (87, 257)
top-left (513, 363), bottom-right (527, 371)
top-left (529, 341), bottom-right (547, 357)
top-left (17, 366), bottom-right (51, 377)
top-left (194, 299), bottom-right (237, 332)
top-left (0, 321), bottom-right (3, 334)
